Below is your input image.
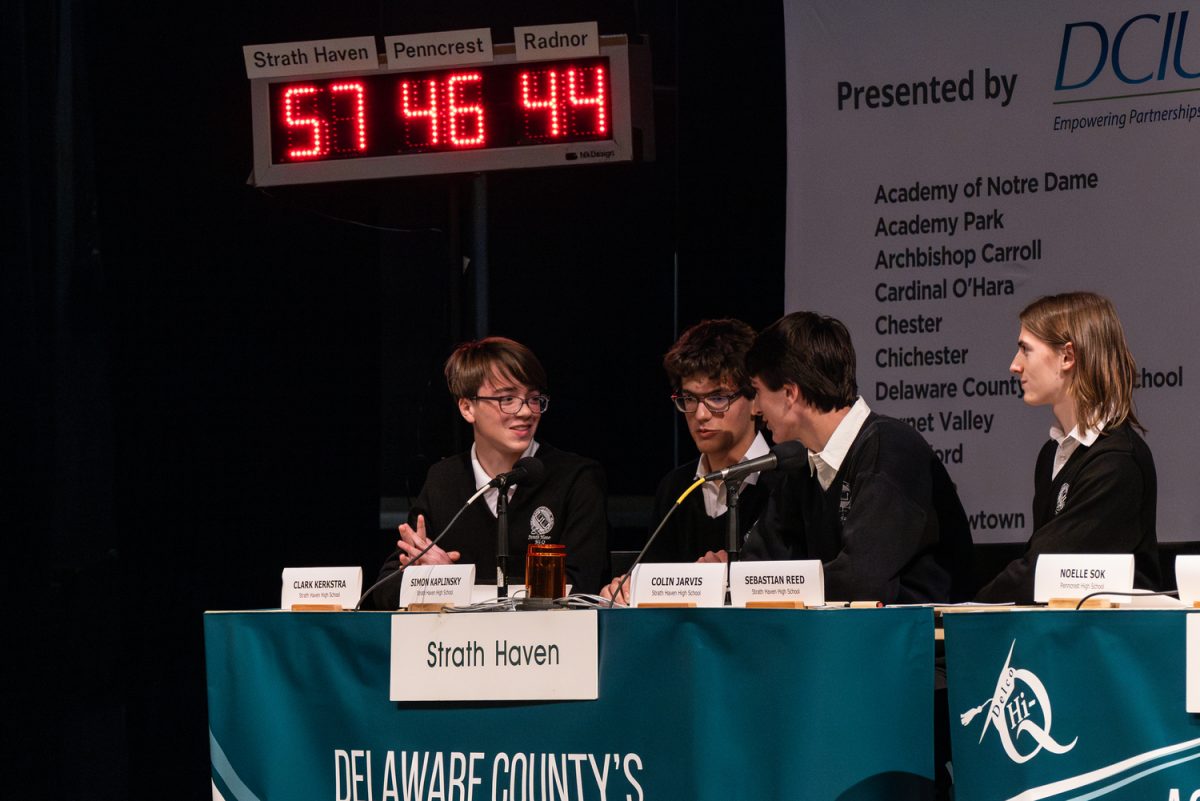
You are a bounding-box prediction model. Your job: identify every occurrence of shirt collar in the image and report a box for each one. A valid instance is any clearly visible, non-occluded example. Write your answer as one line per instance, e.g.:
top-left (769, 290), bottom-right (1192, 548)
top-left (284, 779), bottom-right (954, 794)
top-left (1049, 420), bottom-right (1104, 448)
top-left (470, 440), bottom-right (540, 491)
top-left (693, 431), bottom-right (770, 486)
top-left (813, 397), bottom-right (871, 477)
top-left (694, 432), bottom-right (770, 519)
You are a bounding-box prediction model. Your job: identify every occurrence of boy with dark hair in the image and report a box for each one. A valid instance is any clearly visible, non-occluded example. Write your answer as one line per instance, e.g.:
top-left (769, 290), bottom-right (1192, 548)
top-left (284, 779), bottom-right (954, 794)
top-left (370, 337), bottom-right (608, 608)
top-left (601, 319), bottom-right (772, 601)
top-left (743, 312), bottom-right (974, 604)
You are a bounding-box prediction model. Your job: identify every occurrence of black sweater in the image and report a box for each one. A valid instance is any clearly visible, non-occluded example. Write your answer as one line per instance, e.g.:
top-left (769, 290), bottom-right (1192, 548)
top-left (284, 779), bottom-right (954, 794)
top-left (743, 413), bottom-right (975, 603)
top-left (371, 444), bottom-right (609, 608)
top-left (642, 460), bottom-right (778, 562)
top-left (975, 422), bottom-right (1160, 603)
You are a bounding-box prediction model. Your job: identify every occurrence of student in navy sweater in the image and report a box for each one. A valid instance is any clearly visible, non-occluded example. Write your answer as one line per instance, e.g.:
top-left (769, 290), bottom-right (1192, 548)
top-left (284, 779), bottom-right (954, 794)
top-left (370, 337), bottom-right (608, 608)
top-left (975, 292), bottom-right (1160, 603)
top-left (736, 312), bottom-right (975, 604)
top-left (601, 319), bottom-right (776, 602)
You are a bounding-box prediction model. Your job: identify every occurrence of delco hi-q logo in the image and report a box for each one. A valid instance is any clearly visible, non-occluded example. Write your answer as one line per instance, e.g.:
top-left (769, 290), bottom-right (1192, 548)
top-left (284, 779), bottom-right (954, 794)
top-left (960, 640), bottom-right (1078, 764)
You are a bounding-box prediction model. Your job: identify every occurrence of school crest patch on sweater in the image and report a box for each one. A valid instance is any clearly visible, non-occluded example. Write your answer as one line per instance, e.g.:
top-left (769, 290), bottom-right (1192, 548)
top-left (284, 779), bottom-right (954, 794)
top-left (530, 506), bottom-right (556, 540)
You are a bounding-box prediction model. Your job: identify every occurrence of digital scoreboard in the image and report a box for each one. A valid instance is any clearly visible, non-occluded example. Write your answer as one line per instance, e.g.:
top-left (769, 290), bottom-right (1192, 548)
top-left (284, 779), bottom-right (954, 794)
top-left (247, 35), bottom-right (653, 186)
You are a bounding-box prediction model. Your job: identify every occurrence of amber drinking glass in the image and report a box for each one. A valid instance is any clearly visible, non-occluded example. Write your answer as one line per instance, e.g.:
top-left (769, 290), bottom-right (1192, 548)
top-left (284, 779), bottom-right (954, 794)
top-left (525, 543), bottom-right (566, 601)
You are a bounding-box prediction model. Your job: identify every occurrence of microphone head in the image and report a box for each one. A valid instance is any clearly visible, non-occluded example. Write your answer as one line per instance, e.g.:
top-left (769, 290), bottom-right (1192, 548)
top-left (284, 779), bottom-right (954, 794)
top-left (511, 456), bottom-right (546, 488)
top-left (769, 440), bottom-right (808, 471)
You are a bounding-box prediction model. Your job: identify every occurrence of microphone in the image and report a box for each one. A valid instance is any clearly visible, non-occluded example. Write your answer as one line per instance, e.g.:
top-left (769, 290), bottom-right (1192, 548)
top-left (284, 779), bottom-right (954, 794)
top-left (702, 440), bottom-right (807, 482)
top-left (488, 456), bottom-right (545, 489)
top-left (606, 441), bottom-right (807, 606)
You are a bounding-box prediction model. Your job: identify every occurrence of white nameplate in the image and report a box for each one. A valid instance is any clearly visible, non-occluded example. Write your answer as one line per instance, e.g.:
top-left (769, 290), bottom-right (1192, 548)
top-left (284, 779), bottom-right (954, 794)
top-left (1177, 556), bottom-right (1200, 606)
top-left (384, 28), bottom-right (493, 70)
top-left (1188, 615), bottom-right (1200, 713)
top-left (513, 22), bottom-right (599, 61)
top-left (389, 610), bottom-right (598, 701)
top-left (398, 565), bottom-right (475, 608)
top-left (1033, 553), bottom-right (1134, 603)
top-left (280, 566), bottom-right (362, 609)
top-left (630, 563), bottom-right (726, 607)
top-left (243, 37), bottom-right (380, 79)
top-left (729, 560), bottom-right (824, 607)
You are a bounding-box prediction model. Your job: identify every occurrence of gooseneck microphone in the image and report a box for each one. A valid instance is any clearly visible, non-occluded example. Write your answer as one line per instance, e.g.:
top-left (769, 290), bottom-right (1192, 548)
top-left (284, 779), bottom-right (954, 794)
top-left (494, 457), bottom-right (545, 598)
top-left (702, 440), bottom-right (807, 483)
top-left (488, 456), bottom-right (546, 489)
top-left (355, 456), bottom-right (545, 610)
top-left (717, 441), bottom-right (806, 563)
top-left (609, 441), bottom-right (809, 607)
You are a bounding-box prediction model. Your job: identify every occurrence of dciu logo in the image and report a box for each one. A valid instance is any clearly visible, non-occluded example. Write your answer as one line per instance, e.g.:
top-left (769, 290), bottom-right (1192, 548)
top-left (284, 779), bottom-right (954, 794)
top-left (1056, 10), bottom-right (1200, 91)
top-left (960, 640), bottom-right (1078, 764)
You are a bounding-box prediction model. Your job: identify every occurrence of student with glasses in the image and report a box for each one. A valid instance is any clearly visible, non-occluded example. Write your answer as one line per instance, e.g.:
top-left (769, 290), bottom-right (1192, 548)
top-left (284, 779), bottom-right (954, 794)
top-left (601, 319), bottom-right (777, 602)
top-left (368, 337), bottom-right (608, 608)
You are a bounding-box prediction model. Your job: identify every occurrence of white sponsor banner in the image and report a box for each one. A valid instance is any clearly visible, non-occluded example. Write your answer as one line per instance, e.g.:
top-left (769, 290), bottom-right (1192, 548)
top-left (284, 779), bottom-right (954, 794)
top-left (389, 610), bottom-right (598, 701)
top-left (514, 22), bottom-right (599, 61)
top-left (243, 37), bottom-right (379, 79)
top-left (1032, 553), bottom-right (1134, 602)
top-left (629, 562), bottom-right (726, 607)
top-left (280, 566), bottom-right (362, 609)
top-left (383, 28), bottom-right (493, 71)
top-left (784, 1), bottom-right (1196, 543)
top-left (729, 560), bottom-right (824, 607)
top-left (397, 564), bottom-right (475, 608)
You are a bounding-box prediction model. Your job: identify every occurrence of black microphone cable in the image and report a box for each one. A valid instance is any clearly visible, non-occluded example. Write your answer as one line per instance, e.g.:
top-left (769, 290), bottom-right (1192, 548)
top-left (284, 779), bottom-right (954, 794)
top-left (354, 484), bottom-right (489, 611)
top-left (1072, 589), bottom-right (1179, 610)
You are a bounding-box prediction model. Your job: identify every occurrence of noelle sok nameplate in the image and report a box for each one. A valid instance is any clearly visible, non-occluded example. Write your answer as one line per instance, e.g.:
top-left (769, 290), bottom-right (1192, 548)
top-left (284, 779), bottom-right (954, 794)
top-left (389, 610), bottom-right (598, 701)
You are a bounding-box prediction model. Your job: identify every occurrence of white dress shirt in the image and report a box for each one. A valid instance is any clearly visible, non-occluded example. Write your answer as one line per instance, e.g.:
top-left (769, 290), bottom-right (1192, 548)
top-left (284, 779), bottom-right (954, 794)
top-left (1048, 421), bottom-right (1103, 480)
top-left (694, 432), bottom-right (771, 518)
top-left (808, 398), bottom-right (872, 491)
top-left (470, 440), bottom-right (540, 516)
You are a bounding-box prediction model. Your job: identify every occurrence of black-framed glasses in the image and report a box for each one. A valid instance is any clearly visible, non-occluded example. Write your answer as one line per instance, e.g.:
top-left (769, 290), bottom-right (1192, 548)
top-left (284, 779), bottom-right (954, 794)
top-left (671, 391), bottom-right (745, 414)
top-left (472, 394), bottom-right (550, 414)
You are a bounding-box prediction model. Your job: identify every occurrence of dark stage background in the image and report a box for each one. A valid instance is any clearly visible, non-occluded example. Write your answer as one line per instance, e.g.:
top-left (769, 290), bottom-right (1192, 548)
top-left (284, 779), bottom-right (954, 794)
top-left (9, 2), bottom-right (783, 798)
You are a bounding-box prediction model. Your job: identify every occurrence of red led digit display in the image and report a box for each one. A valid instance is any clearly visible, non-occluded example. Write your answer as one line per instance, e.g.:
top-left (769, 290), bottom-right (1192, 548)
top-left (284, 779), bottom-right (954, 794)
top-left (521, 69), bottom-right (560, 138)
top-left (446, 72), bottom-right (485, 146)
top-left (281, 82), bottom-right (368, 159)
top-left (567, 66), bottom-right (607, 134)
top-left (400, 78), bottom-right (439, 147)
top-left (267, 57), bottom-right (611, 164)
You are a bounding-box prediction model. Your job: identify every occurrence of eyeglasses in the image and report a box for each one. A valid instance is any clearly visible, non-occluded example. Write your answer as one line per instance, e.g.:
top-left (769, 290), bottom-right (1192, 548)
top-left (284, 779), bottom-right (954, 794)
top-left (671, 391), bottom-right (746, 414)
top-left (472, 394), bottom-right (550, 414)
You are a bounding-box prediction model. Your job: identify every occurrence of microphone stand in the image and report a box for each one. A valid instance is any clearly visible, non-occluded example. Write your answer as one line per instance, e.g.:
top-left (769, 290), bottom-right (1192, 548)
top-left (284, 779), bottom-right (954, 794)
top-left (725, 478), bottom-right (743, 564)
top-left (724, 478), bottom-right (742, 607)
top-left (495, 476), bottom-right (511, 599)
